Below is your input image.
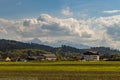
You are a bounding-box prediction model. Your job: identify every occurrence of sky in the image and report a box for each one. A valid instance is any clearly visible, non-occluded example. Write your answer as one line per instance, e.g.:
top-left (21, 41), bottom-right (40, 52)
top-left (0, 0), bottom-right (120, 49)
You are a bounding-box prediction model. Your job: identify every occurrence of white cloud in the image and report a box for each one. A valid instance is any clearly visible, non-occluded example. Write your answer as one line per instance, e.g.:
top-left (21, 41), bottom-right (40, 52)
top-left (95, 15), bottom-right (120, 41)
top-left (1, 14), bottom-right (120, 49)
top-left (61, 7), bottom-right (73, 16)
top-left (0, 14), bottom-right (94, 41)
top-left (0, 29), bottom-right (7, 34)
top-left (103, 10), bottom-right (120, 14)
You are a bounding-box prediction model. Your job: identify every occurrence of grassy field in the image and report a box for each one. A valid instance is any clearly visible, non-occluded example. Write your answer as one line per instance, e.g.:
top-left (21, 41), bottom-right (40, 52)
top-left (0, 61), bottom-right (120, 80)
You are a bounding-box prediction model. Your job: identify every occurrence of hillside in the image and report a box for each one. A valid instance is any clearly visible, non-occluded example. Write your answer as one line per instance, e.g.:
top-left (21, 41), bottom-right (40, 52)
top-left (54, 45), bottom-right (120, 57)
top-left (90, 47), bottom-right (120, 55)
top-left (0, 39), bottom-right (53, 52)
top-left (0, 39), bottom-right (120, 59)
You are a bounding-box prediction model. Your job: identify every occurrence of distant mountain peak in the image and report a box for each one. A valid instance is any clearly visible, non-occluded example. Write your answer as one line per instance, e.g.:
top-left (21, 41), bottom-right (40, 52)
top-left (26, 39), bottom-right (90, 49)
top-left (28, 38), bottom-right (42, 44)
top-left (43, 40), bottom-right (90, 49)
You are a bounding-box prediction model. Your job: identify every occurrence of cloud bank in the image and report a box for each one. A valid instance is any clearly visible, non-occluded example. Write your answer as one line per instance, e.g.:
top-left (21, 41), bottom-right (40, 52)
top-left (103, 10), bottom-right (120, 14)
top-left (0, 14), bottom-right (120, 49)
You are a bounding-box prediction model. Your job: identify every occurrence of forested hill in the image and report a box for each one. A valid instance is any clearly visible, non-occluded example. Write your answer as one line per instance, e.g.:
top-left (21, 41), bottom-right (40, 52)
top-left (0, 39), bottom-right (53, 52)
top-left (54, 45), bottom-right (120, 56)
top-left (90, 47), bottom-right (120, 55)
top-left (0, 39), bottom-right (120, 56)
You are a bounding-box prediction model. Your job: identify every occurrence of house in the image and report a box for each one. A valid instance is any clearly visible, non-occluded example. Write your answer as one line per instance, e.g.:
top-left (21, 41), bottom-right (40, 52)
top-left (43, 54), bottom-right (57, 61)
top-left (83, 51), bottom-right (99, 61)
top-left (17, 54), bottom-right (56, 61)
top-left (5, 57), bottom-right (11, 62)
top-left (26, 55), bottom-right (45, 61)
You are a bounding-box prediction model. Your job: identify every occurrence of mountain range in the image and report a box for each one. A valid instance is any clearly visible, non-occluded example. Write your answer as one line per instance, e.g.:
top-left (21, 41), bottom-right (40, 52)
top-left (26, 38), bottom-right (90, 49)
top-left (0, 39), bottom-right (120, 58)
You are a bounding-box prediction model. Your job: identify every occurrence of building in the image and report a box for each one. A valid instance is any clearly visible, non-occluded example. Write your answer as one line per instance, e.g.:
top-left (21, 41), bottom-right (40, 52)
top-left (5, 57), bottom-right (11, 62)
top-left (83, 51), bottom-right (99, 61)
top-left (43, 54), bottom-right (56, 61)
top-left (26, 55), bottom-right (45, 61)
top-left (20, 54), bottom-right (56, 61)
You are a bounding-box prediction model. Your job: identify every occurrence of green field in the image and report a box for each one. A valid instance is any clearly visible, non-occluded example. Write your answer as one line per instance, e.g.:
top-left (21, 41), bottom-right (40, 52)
top-left (0, 61), bottom-right (120, 80)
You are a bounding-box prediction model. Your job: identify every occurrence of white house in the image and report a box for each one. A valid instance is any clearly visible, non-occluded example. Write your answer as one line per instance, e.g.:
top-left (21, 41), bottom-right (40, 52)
top-left (83, 51), bottom-right (99, 61)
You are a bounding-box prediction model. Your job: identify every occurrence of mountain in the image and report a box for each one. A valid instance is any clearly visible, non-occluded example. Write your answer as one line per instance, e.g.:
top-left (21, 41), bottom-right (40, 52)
top-left (45, 40), bottom-right (90, 49)
top-left (27, 38), bottom-right (90, 49)
top-left (90, 47), bottom-right (120, 55)
top-left (0, 39), bottom-right (53, 52)
top-left (54, 45), bottom-right (86, 56)
top-left (27, 38), bottom-right (42, 44)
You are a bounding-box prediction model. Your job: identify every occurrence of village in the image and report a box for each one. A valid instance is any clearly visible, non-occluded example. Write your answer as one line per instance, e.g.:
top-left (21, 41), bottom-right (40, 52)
top-left (4, 51), bottom-right (119, 62)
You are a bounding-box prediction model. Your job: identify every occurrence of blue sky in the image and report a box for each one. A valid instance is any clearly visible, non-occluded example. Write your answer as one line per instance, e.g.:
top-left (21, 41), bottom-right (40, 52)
top-left (0, 0), bottom-right (63, 19)
top-left (0, 0), bottom-right (120, 19)
top-left (0, 0), bottom-right (120, 49)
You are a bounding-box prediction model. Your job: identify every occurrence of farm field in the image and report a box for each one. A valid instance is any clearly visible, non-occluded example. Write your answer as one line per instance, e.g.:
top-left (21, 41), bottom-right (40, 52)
top-left (0, 61), bottom-right (120, 80)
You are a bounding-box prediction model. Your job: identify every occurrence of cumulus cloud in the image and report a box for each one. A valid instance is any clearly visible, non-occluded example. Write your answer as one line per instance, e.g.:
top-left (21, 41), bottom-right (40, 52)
top-left (0, 14), bottom-right (120, 49)
top-left (95, 15), bottom-right (120, 41)
top-left (61, 7), bottom-right (73, 16)
top-left (0, 14), bottom-right (94, 39)
top-left (0, 29), bottom-right (7, 34)
top-left (103, 10), bottom-right (120, 14)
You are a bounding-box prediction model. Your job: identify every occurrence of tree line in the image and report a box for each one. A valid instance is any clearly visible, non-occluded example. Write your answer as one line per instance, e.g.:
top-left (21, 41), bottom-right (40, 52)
top-left (0, 39), bottom-right (120, 61)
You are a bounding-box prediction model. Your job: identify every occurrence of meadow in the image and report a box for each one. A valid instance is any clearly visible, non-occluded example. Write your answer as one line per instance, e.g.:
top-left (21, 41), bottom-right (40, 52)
top-left (0, 61), bottom-right (120, 80)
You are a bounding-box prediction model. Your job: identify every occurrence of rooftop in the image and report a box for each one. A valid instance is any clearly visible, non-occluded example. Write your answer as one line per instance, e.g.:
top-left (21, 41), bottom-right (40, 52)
top-left (43, 54), bottom-right (56, 58)
top-left (84, 51), bottom-right (99, 55)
